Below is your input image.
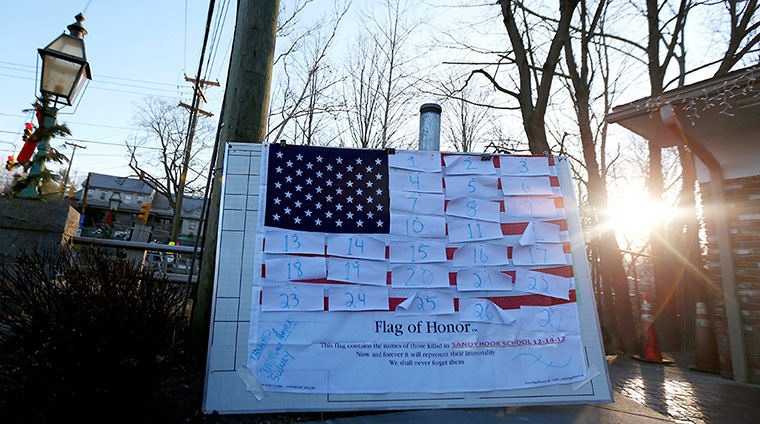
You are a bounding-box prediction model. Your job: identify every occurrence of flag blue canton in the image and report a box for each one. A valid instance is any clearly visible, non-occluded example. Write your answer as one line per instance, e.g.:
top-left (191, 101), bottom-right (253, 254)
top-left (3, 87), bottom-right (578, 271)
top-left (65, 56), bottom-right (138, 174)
top-left (264, 143), bottom-right (390, 233)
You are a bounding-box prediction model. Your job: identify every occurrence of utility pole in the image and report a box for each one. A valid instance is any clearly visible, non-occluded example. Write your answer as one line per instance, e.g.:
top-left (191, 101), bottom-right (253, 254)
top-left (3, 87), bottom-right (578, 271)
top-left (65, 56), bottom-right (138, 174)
top-left (170, 74), bottom-right (219, 243)
top-left (60, 141), bottom-right (86, 200)
top-left (191, 0), bottom-right (280, 357)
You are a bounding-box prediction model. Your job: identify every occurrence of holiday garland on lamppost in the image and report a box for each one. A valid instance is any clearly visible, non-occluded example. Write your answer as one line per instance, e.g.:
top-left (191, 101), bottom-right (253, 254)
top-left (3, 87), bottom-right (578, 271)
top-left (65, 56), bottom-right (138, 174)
top-left (12, 94), bottom-right (71, 198)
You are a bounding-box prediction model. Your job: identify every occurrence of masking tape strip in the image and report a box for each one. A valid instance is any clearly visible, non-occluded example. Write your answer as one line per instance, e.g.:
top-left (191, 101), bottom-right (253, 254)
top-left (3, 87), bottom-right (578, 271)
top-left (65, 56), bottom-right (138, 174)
top-left (571, 364), bottom-right (600, 391)
top-left (236, 366), bottom-right (266, 401)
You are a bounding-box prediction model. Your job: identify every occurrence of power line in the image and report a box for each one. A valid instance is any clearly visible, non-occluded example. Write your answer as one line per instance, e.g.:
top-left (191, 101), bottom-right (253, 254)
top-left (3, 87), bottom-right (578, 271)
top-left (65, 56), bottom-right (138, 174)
top-left (0, 129), bottom-right (163, 151)
top-left (0, 66), bottom-right (190, 95)
top-left (0, 61), bottom-right (183, 87)
top-left (0, 72), bottom-right (184, 100)
top-left (0, 112), bottom-right (136, 131)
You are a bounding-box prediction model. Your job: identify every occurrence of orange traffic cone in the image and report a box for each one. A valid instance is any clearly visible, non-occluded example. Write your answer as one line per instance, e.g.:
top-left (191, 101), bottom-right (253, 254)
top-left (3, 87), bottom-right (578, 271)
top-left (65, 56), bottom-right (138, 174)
top-left (633, 293), bottom-right (673, 364)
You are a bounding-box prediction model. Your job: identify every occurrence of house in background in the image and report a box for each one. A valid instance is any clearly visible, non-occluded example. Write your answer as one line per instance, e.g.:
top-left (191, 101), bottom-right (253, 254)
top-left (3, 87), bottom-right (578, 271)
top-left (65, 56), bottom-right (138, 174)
top-left (608, 65), bottom-right (760, 384)
top-left (72, 172), bottom-right (203, 245)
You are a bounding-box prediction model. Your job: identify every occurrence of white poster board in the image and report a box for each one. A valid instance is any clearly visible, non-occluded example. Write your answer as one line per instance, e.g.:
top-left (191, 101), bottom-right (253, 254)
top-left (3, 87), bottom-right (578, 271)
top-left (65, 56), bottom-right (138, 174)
top-left (203, 143), bottom-right (612, 413)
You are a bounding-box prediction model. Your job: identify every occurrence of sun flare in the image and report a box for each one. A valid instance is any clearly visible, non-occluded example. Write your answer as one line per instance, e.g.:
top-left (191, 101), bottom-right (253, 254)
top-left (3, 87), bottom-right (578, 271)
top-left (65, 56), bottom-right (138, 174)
top-left (605, 194), bottom-right (676, 243)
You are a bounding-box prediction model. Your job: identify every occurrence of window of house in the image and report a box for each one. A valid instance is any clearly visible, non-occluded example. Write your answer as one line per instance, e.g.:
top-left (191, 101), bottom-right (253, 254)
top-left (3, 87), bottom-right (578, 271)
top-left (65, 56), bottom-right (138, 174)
top-left (123, 194), bottom-right (132, 204)
top-left (100, 192), bottom-right (107, 200)
top-left (188, 221), bottom-right (197, 230)
top-left (136, 196), bottom-right (144, 205)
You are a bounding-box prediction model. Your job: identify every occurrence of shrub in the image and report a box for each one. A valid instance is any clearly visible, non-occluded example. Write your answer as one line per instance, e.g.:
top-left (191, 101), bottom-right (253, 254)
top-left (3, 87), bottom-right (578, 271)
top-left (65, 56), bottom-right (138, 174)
top-left (0, 248), bottom-right (185, 422)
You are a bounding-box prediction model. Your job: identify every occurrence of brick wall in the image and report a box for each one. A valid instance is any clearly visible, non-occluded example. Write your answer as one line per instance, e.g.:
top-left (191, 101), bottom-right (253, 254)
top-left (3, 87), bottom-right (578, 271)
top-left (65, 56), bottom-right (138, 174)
top-left (701, 175), bottom-right (760, 384)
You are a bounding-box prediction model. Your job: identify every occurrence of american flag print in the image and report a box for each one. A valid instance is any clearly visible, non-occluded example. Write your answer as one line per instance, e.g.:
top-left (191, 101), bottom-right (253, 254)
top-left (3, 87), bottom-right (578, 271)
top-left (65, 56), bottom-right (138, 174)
top-left (264, 143), bottom-right (390, 234)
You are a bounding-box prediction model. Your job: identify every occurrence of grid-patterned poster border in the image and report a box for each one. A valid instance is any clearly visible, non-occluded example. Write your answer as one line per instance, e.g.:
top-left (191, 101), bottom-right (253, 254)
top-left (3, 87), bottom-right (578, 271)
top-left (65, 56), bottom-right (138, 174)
top-left (202, 142), bottom-right (613, 414)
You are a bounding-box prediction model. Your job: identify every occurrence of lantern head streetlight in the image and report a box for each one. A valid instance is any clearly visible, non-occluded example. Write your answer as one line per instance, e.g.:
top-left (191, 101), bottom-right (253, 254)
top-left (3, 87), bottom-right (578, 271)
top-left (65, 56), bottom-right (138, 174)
top-left (108, 192), bottom-right (122, 211)
top-left (38, 13), bottom-right (92, 106)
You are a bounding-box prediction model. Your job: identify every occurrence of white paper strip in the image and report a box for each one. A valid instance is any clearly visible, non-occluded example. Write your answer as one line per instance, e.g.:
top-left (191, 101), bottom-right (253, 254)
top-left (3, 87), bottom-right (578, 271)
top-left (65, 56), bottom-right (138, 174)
top-left (444, 176), bottom-right (500, 199)
top-left (389, 239), bottom-right (447, 263)
top-left (512, 243), bottom-right (567, 266)
top-left (264, 229), bottom-right (325, 255)
top-left (265, 256), bottom-right (327, 281)
top-left (261, 284), bottom-right (324, 311)
top-left (395, 290), bottom-right (455, 316)
top-left (328, 286), bottom-right (389, 311)
top-left (388, 150), bottom-right (442, 172)
top-left (501, 176), bottom-right (553, 196)
top-left (446, 218), bottom-right (504, 243)
top-left (452, 243), bottom-right (510, 267)
top-left (390, 213), bottom-right (447, 238)
top-left (444, 155), bottom-right (496, 175)
top-left (389, 168), bottom-right (443, 193)
top-left (389, 190), bottom-right (445, 215)
top-left (520, 304), bottom-right (579, 335)
top-left (459, 298), bottom-right (517, 325)
top-left (326, 234), bottom-right (386, 260)
top-left (456, 268), bottom-right (513, 291)
top-left (327, 257), bottom-right (388, 286)
top-left (504, 197), bottom-right (559, 218)
top-left (445, 197), bottom-right (501, 223)
top-left (391, 263), bottom-right (450, 288)
top-left (514, 269), bottom-right (572, 300)
top-left (519, 221), bottom-right (562, 245)
top-left (500, 156), bottom-right (551, 176)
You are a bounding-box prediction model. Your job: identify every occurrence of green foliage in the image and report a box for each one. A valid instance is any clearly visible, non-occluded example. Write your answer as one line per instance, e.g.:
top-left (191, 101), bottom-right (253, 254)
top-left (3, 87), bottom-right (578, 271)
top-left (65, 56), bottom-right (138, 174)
top-left (0, 248), bottom-right (186, 422)
top-left (12, 94), bottom-right (71, 198)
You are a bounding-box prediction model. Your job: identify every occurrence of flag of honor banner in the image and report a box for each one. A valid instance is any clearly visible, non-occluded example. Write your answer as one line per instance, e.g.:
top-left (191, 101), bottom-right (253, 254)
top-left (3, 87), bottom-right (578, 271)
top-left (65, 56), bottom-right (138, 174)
top-left (249, 144), bottom-right (589, 396)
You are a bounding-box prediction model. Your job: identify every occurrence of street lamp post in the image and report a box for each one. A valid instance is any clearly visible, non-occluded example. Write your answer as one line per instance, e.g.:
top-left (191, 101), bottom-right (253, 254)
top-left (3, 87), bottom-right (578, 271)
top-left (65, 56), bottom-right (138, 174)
top-left (20, 13), bottom-right (92, 198)
top-left (108, 192), bottom-right (122, 212)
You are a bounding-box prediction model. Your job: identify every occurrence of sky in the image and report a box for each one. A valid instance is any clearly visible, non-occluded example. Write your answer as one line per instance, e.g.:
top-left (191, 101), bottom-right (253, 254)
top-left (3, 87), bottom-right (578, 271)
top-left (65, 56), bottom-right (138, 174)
top-left (0, 0), bottom-right (749, 245)
top-left (0, 0), bottom-right (233, 184)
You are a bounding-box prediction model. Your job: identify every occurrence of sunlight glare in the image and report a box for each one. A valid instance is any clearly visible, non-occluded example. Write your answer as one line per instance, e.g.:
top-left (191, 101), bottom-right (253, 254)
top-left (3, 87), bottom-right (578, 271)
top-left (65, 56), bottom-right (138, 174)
top-left (606, 194), bottom-right (676, 242)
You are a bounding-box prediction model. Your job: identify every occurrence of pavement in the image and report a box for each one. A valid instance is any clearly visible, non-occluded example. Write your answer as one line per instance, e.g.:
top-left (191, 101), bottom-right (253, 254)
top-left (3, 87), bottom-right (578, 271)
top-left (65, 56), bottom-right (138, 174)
top-left (302, 352), bottom-right (759, 424)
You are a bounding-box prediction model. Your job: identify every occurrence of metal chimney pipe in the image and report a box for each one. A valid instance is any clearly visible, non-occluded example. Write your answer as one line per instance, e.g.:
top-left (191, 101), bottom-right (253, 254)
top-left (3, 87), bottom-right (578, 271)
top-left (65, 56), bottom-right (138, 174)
top-left (418, 103), bottom-right (441, 151)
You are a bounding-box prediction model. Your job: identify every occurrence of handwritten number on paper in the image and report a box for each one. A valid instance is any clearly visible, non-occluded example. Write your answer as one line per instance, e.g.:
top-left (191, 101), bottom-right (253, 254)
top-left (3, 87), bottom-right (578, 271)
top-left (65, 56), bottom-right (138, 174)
top-left (473, 247), bottom-right (489, 264)
top-left (347, 237), bottom-right (365, 256)
top-left (538, 308), bottom-right (563, 330)
top-left (413, 295), bottom-right (437, 311)
top-left (345, 291), bottom-right (366, 308)
top-left (279, 292), bottom-right (300, 309)
top-left (528, 276), bottom-right (537, 290)
top-left (467, 178), bottom-right (477, 193)
top-left (519, 159), bottom-right (529, 173)
top-left (344, 260), bottom-right (360, 280)
top-left (410, 243), bottom-right (430, 262)
top-left (473, 272), bottom-right (493, 288)
top-left (466, 200), bottom-right (477, 217)
top-left (521, 180), bottom-right (531, 193)
top-left (405, 267), bottom-right (435, 286)
top-left (283, 234), bottom-right (301, 252)
top-left (408, 155), bottom-right (417, 168)
top-left (467, 222), bottom-right (483, 239)
top-left (473, 302), bottom-right (495, 321)
top-left (407, 195), bottom-right (418, 211)
top-left (464, 158), bottom-right (477, 170)
top-left (405, 218), bottom-right (425, 235)
top-left (287, 261), bottom-right (303, 279)
top-left (409, 174), bottom-right (421, 190)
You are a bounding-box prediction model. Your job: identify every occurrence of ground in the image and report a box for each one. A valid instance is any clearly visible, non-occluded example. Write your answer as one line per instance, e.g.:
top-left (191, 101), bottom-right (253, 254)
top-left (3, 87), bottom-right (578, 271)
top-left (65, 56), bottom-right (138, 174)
top-left (144, 351), bottom-right (759, 423)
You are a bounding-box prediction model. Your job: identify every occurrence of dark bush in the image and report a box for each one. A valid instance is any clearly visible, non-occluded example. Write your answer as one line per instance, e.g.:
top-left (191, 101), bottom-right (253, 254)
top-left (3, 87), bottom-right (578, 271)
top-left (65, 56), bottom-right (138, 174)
top-left (0, 248), bottom-right (185, 422)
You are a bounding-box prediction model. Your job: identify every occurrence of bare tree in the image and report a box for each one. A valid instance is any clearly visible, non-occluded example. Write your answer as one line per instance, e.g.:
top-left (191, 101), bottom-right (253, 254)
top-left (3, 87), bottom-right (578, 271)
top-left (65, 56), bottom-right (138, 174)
top-left (343, 0), bottom-right (420, 149)
top-left (464, 0), bottom-right (579, 155)
top-left (127, 97), bottom-right (213, 213)
top-left (267, 2), bottom-right (351, 144)
top-left (562, 0), bottom-right (638, 354)
top-left (440, 73), bottom-right (493, 152)
top-left (343, 36), bottom-right (385, 148)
